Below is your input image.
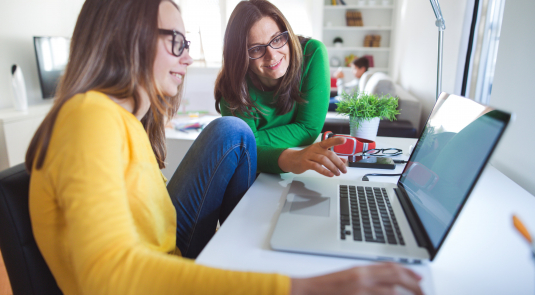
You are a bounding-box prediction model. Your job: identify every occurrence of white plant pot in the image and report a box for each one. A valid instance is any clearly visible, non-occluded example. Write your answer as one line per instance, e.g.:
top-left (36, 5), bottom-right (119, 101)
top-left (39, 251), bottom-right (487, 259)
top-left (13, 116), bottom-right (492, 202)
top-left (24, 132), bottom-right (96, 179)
top-left (350, 117), bottom-right (380, 141)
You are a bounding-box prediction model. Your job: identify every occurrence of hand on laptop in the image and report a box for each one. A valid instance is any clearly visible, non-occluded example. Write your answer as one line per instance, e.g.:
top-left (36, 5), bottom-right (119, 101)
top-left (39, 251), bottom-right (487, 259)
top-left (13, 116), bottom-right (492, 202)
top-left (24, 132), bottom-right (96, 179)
top-left (278, 136), bottom-right (348, 177)
top-left (290, 263), bottom-right (423, 295)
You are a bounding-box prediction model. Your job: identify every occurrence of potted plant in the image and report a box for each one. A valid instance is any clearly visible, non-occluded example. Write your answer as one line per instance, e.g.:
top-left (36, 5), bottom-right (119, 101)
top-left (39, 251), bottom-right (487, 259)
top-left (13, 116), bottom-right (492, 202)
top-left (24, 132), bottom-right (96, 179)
top-left (335, 92), bottom-right (400, 141)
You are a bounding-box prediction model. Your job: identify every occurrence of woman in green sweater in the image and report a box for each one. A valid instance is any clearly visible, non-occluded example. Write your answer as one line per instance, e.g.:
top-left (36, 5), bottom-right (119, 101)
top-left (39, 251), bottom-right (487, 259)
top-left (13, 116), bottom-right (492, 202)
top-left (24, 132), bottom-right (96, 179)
top-left (215, 0), bottom-right (347, 176)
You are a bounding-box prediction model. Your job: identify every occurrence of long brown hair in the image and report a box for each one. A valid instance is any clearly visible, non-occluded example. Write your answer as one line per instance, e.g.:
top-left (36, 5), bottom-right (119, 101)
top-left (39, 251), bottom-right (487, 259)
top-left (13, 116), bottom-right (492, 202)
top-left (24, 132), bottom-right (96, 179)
top-left (26, 0), bottom-right (182, 171)
top-left (214, 0), bottom-right (305, 116)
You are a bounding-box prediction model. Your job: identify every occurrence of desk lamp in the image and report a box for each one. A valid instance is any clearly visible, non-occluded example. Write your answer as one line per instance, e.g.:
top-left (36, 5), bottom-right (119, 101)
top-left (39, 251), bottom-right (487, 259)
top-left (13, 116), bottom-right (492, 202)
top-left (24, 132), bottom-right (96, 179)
top-left (429, 0), bottom-right (446, 101)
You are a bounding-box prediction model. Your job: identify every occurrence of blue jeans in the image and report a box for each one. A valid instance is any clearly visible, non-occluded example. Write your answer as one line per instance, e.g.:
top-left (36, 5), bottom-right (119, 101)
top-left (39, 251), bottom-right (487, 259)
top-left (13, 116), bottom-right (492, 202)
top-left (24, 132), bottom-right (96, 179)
top-left (167, 117), bottom-right (257, 259)
top-left (329, 97), bottom-right (339, 112)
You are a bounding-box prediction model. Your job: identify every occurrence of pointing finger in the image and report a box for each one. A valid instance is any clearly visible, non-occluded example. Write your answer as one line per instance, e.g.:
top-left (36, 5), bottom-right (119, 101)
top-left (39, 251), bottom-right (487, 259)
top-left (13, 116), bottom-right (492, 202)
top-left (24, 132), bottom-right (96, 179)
top-left (319, 137), bottom-right (346, 149)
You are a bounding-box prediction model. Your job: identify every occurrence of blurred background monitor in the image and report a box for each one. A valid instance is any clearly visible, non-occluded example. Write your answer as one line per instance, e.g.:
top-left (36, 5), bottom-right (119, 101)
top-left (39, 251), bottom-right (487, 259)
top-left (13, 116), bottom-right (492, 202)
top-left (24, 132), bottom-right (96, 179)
top-left (33, 36), bottom-right (70, 99)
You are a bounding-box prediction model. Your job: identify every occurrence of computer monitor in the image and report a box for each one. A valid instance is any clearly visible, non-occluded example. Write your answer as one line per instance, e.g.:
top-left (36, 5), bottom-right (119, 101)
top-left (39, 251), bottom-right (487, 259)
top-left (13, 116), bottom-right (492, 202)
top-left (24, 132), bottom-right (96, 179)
top-left (33, 36), bottom-right (70, 99)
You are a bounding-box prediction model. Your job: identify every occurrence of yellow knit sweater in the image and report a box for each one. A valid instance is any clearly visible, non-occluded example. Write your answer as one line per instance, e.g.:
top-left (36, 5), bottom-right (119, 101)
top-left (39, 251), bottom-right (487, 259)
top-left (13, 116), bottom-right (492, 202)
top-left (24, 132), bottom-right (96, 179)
top-left (29, 91), bottom-right (290, 295)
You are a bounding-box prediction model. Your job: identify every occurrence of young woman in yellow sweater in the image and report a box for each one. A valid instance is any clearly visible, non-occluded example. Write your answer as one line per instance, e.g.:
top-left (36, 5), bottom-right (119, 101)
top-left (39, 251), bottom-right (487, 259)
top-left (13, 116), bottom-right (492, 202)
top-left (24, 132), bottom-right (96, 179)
top-left (25, 0), bottom-right (423, 294)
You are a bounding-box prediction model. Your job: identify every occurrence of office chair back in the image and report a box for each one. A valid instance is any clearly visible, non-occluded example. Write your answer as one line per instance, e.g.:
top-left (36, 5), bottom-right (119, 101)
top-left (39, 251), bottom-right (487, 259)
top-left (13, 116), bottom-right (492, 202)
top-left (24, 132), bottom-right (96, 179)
top-left (0, 163), bottom-right (62, 295)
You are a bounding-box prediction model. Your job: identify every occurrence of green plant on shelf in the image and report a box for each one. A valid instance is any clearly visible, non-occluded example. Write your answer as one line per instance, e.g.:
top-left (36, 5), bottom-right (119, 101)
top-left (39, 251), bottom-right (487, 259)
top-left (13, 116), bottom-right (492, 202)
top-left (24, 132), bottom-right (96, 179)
top-left (335, 91), bottom-right (400, 129)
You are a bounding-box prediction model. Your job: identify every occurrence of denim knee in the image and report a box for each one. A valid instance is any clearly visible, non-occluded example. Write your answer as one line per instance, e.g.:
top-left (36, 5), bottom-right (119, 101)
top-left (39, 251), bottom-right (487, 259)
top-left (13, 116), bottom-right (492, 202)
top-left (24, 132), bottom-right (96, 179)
top-left (205, 117), bottom-right (255, 147)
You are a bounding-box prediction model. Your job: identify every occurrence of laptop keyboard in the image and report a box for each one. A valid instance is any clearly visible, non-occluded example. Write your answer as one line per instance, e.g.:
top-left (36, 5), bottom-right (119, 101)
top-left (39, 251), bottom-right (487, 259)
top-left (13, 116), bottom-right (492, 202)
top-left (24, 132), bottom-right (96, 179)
top-left (340, 185), bottom-right (405, 245)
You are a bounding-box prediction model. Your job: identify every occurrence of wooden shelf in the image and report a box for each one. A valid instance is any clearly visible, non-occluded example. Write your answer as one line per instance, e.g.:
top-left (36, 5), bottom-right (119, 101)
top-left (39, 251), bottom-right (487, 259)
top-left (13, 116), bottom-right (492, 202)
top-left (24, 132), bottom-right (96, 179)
top-left (323, 26), bottom-right (392, 31)
top-left (324, 5), bottom-right (394, 10)
top-left (326, 47), bottom-right (390, 51)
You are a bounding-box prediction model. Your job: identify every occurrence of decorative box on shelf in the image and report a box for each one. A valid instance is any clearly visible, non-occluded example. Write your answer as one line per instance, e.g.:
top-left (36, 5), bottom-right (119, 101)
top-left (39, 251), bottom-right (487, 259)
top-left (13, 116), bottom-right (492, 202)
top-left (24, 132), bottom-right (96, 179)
top-left (364, 35), bottom-right (381, 47)
top-left (346, 10), bottom-right (363, 26)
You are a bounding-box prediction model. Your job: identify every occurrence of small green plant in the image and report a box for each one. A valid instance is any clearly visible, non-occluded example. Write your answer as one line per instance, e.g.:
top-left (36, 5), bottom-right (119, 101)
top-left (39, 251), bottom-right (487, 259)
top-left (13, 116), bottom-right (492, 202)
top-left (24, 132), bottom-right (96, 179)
top-left (335, 92), bottom-right (400, 128)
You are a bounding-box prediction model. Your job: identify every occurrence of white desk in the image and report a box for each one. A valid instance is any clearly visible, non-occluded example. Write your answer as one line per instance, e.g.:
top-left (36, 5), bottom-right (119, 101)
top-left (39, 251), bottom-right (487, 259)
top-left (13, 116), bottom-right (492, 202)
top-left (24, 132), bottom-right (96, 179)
top-left (162, 115), bottom-right (220, 181)
top-left (196, 136), bottom-right (535, 295)
top-left (0, 102), bottom-right (53, 170)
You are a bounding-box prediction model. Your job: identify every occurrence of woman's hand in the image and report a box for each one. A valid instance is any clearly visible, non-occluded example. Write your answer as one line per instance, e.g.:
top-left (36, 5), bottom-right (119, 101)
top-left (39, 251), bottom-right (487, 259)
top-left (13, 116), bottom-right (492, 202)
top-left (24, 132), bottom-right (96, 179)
top-left (290, 263), bottom-right (424, 295)
top-left (278, 136), bottom-right (348, 177)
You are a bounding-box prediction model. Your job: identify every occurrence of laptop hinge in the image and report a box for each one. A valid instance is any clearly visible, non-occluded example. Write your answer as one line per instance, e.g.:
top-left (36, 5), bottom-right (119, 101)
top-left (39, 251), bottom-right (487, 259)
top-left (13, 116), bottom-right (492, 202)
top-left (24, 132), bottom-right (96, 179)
top-left (394, 188), bottom-right (434, 254)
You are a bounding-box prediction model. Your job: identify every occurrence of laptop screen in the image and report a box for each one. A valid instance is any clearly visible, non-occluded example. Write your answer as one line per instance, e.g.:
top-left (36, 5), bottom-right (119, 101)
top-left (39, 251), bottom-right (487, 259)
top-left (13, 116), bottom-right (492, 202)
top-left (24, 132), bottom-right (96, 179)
top-left (399, 94), bottom-right (509, 249)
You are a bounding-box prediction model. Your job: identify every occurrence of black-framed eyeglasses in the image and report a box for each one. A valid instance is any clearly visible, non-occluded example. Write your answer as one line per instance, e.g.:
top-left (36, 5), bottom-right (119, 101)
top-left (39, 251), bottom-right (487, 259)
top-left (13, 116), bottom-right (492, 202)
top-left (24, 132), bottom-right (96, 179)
top-left (158, 29), bottom-right (190, 57)
top-left (362, 148), bottom-right (403, 157)
top-left (248, 31), bottom-right (289, 60)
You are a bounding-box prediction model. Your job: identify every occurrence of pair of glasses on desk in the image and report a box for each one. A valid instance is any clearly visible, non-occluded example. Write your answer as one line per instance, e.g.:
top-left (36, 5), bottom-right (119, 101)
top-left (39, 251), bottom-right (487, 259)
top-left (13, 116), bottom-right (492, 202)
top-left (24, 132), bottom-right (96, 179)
top-left (361, 148), bottom-right (402, 157)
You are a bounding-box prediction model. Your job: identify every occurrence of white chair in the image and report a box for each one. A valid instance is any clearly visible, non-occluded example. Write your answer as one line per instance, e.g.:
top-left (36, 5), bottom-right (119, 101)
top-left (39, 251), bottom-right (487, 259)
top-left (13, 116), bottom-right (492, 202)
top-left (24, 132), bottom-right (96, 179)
top-left (363, 72), bottom-right (397, 97)
top-left (358, 71), bottom-right (373, 93)
top-left (359, 72), bottom-right (422, 131)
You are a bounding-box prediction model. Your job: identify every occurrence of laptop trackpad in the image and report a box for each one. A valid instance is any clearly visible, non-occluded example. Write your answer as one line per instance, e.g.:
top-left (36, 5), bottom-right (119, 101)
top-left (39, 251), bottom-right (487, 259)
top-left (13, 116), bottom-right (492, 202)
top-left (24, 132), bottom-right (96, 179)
top-left (288, 194), bottom-right (330, 217)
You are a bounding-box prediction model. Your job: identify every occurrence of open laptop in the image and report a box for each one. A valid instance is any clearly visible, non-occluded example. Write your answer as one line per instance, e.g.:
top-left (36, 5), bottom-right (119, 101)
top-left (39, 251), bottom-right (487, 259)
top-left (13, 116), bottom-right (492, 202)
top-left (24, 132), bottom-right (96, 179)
top-left (270, 93), bottom-right (511, 263)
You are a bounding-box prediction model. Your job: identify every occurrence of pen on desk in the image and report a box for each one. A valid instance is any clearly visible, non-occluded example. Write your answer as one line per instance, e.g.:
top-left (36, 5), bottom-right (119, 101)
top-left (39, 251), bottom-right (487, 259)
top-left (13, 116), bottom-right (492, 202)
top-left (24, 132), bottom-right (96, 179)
top-left (513, 215), bottom-right (535, 257)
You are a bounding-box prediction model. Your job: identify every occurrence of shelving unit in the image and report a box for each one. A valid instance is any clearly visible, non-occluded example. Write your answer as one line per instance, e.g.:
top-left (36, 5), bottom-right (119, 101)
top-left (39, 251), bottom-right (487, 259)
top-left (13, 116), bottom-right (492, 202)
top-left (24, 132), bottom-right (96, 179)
top-left (323, 26), bottom-right (392, 31)
top-left (334, 66), bottom-right (389, 72)
top-left (320, 0), bottom-right (396, 76)
top-left (324, 5), bottom-right (394, 10)
top-left (325, 47), bottom-right (390, 52)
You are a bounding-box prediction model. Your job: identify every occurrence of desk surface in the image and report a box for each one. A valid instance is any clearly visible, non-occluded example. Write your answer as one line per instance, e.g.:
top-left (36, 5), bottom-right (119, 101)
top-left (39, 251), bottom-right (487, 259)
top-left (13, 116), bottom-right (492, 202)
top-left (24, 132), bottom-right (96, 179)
top-left (196, 136), bottom-right (535, 295)
top-left (0, 102), bottom-right (52, 124)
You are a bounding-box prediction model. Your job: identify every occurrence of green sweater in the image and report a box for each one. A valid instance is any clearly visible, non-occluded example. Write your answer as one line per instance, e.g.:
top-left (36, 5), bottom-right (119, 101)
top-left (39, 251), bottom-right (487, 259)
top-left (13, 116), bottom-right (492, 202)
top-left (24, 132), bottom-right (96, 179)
top-left (220, 39), bottom-right (330, 173)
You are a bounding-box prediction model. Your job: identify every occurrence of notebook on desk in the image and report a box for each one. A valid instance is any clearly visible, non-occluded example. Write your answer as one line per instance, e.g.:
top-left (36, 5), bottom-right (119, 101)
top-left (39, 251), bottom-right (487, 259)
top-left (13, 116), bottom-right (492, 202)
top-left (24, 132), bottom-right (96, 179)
top-left (270, 93), bottom-right (511, 263)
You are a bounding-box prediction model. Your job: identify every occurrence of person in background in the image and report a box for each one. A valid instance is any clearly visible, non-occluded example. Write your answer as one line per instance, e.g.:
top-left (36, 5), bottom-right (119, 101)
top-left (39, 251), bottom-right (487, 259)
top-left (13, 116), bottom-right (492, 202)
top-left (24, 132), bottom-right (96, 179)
top-left (329, 56), bottom-right (370, 111)
top-left (25, 0), bottom-right (423, 294)
top-left (215, 0), bottom-right (348, 177)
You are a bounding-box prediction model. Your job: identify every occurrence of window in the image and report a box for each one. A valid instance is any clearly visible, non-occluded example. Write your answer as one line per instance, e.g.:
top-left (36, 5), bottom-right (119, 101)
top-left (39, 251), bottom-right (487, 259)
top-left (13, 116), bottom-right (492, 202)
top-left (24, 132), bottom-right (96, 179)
top-left (461, 0), bottom-right (506, 105)
top-left (175, 0), bottom-right (313, 66)
top-left (175, 0), bottom-right (224, 66)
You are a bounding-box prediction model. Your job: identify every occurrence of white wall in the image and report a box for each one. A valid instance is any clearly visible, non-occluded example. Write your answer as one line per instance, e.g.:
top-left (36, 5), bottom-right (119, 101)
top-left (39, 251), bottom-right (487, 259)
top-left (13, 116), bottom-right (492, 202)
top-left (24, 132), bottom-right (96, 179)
top-left (488, 0), bottom-right (535, 196)
top-left (0, 0), bottom-right (313, 112)
top-left (271, 0), bottom-right (314, 37)
top-left (0, 0), bottom-right (85, 109)
top-left (391, 0), bottom-right (470, 129)
top-left (182, 67), bottom-right (220, 114)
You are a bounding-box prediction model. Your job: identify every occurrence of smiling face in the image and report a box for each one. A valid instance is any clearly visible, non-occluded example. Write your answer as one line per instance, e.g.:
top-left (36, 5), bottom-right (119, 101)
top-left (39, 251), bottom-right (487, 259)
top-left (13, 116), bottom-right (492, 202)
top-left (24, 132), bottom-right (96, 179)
top-left (154, 1), bottom-right (193, 97)
top-left (247, 17), bottom-right (290, 89)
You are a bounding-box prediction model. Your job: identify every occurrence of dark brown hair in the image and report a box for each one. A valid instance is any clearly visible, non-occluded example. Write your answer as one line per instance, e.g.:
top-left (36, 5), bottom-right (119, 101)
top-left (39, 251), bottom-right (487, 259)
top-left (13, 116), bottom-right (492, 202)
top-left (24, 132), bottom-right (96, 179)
top-left (352, 56), bottom-right (370, 71)
top-left (214, 0), bottom-right (305, 116)
top-left (26, 0), bottom-right (182, 171)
